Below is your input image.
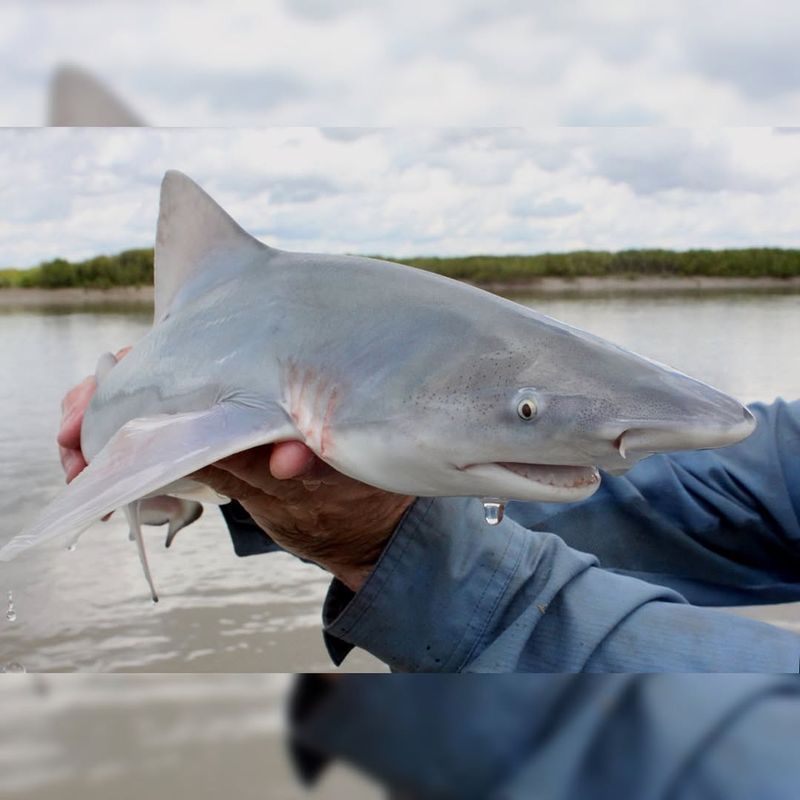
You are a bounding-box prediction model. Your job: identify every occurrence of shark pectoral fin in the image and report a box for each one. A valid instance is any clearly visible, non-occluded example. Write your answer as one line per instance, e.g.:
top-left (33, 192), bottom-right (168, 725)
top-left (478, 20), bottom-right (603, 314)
top-left (0, 402), bottom-right (296, 562)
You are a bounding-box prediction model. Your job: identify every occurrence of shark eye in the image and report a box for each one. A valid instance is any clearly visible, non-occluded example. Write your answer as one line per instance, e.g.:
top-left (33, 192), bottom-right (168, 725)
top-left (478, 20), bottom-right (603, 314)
top-left (517, 397), bottom-right (538, 421)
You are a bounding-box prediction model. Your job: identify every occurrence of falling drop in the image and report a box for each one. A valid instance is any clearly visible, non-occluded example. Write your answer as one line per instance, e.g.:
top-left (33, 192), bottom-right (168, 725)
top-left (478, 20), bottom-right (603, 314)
top-left (67, 542), bottom-right (77, 552)
top-left (6, 590), bottom-right (16, 622)
top-left (481, 498), bottom-right (506, 526)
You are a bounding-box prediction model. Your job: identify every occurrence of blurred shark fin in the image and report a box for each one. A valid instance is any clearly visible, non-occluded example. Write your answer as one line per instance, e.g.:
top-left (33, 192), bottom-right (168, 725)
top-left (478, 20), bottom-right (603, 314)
top-left (48, 64), bottom-right (143, 126)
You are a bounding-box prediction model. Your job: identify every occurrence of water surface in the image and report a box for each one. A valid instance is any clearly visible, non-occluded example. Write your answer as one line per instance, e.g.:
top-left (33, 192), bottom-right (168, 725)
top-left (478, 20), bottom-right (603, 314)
top-left (0, 674), bottom-right (380, 799)
top-left (1, 292), bottom-right (798, 671)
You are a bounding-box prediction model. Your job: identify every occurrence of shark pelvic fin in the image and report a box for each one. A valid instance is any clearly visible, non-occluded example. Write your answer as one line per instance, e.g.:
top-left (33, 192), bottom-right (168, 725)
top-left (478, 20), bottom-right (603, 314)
top-left (155, 171), bottom-right (269, 323)
top-left (0, 402), bottom-right (296, 563)
top-left (131, 496), bottom-right (204, 548)
top-left (163, 499), bottom-right (204, 548)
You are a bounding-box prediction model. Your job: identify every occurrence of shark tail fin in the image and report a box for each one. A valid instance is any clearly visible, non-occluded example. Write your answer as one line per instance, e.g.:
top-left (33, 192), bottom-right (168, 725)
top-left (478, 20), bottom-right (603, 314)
top-left (154, 171), bottom-right (269, 323)
top-left (0, 401), bottom-right (296, 564)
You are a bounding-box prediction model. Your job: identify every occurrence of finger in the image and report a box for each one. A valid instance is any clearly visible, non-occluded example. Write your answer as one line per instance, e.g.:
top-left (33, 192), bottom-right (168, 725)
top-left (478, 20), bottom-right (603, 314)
top-left (115, 346), bottom-right (132, 360)
top-left (211, 442), bottom-right (330, 491)
top-left (269, 441), bottom-right (318, 480)
top-left (190, 464), bottom-right (267, 501)
top-left (57, 376), bottom-right (96, 450)
top-left (215, 445), bottom-right (275, 484)
top-left (60, 447), bottom-right (87, 483)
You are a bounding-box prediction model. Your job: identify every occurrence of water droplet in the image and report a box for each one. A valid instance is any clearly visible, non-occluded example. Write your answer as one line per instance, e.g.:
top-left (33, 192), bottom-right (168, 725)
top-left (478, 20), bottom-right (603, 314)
top-left (67, 542), bottom-right (77, 552)
top-left (481, 499), bottom-right (506, 526)
top-left (2, 662), bottom-right (26, 673)
top-left (6, 590), bottom-right (16, 622)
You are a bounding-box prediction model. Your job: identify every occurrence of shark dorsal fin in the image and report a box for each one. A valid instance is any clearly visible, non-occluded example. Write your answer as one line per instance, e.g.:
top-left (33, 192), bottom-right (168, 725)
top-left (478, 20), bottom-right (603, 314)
top-left (48, 65), bottom-right (143, 126)
top-left (154, 171), bottom-right (267, 322)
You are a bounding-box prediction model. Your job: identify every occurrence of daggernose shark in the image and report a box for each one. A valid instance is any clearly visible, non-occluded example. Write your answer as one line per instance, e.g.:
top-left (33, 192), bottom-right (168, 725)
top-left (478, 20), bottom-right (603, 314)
top-left (0, 171), bottom-right (756, 599)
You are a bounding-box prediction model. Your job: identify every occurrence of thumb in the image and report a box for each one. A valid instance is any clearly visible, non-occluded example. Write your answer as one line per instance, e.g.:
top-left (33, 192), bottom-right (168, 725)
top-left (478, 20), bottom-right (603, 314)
top-left (269, 441), bottom-right (318, 480)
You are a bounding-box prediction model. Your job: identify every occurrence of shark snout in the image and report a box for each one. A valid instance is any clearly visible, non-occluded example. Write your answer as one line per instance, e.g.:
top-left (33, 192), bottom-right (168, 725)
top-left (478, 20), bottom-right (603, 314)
top-left (616, 404), bottom-right (755, 458)
top-left (572, 357), bottom-right (758, 468)
top-left (605, 374), bottom-right (757, 461)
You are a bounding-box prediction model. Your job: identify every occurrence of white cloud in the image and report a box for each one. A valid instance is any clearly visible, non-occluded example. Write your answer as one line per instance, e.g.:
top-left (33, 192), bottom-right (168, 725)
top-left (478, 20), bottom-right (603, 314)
top-left (1, 128), bottom-right (799, 269)
top-left (1, 1), bottom-right (800, 124)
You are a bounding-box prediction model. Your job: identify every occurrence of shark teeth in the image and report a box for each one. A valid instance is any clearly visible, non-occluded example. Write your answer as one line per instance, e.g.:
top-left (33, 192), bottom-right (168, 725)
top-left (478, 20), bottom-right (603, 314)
top-left (496, 462), bottom-right (600, 489)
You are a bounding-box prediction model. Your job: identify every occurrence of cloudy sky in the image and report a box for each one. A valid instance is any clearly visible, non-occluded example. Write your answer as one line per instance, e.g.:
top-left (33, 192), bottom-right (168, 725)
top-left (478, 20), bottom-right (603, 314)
top-left (1, 1), bottom-right (800, 125)
top-left (1, 127), bottom-right (799, 269)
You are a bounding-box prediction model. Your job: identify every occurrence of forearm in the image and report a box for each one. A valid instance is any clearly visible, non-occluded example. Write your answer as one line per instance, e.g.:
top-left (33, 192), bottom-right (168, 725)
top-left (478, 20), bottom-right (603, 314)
top-left (322, 497), bottom-right (800, 672)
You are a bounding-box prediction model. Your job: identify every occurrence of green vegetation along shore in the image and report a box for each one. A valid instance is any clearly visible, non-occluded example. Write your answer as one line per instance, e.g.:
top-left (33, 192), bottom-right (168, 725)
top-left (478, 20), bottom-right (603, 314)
top-left (3, 247), bottom-right (800, 290)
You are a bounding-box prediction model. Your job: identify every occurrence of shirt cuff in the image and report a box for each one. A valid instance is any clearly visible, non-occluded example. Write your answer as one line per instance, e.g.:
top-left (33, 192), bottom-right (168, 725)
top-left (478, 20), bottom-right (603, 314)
top-left (220, 501), bottom-right (284, 557)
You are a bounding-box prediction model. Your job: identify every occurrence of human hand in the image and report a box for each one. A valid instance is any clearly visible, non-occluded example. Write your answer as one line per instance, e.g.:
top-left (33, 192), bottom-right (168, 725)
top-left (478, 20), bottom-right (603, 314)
top-left (57, 346), bottom-right (132, 483)
top-left (192, 444), bottom-right (414, 592)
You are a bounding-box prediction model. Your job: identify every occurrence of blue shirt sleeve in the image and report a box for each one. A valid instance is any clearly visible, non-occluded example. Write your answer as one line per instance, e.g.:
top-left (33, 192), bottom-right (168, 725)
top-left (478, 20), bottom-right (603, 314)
top-left (322, 497), bottom-right (800, 672)
top-left (290, 675), bottom-right (800, 799)
top-left (506, 399), bottom-right (800, 605)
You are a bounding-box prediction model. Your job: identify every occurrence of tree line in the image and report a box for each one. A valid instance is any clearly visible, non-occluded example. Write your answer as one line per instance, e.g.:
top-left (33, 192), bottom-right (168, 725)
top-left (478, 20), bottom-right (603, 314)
top-left (3, 247), bottom-right (800, 289)
top-left (396, 248), bottom-right (800, 282)
top-left (0, 249), bottom-right (154, 289)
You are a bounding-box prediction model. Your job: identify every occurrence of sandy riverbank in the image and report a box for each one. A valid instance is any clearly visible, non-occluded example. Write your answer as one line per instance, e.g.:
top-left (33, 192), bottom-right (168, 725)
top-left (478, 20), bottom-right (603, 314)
top-left (0, 285), bottom-right (154, 308)
top-left (2, 275), bottom-right (800, 308)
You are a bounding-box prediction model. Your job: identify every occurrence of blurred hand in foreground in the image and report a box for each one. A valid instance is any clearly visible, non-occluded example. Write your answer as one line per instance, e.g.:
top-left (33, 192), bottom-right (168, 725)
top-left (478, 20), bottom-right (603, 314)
top-left (57, 348), bottom-right (412, 591)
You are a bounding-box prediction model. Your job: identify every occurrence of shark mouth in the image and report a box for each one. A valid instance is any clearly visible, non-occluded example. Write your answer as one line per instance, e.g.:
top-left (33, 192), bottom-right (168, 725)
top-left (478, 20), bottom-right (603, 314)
top-left (498, 462), bottom-right (600, 489)
top-left (461, 461), bottom-right (601, 502)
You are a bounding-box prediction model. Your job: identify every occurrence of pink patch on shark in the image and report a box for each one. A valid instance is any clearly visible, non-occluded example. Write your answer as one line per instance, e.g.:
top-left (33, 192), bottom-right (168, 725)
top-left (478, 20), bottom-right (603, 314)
top-left (281, 359), bottom-right (340, 457)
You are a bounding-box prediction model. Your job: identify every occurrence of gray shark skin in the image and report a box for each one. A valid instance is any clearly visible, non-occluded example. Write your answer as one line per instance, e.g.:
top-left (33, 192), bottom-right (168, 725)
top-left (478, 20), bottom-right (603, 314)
top-left (0, 171), bottom-right (755, 595)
